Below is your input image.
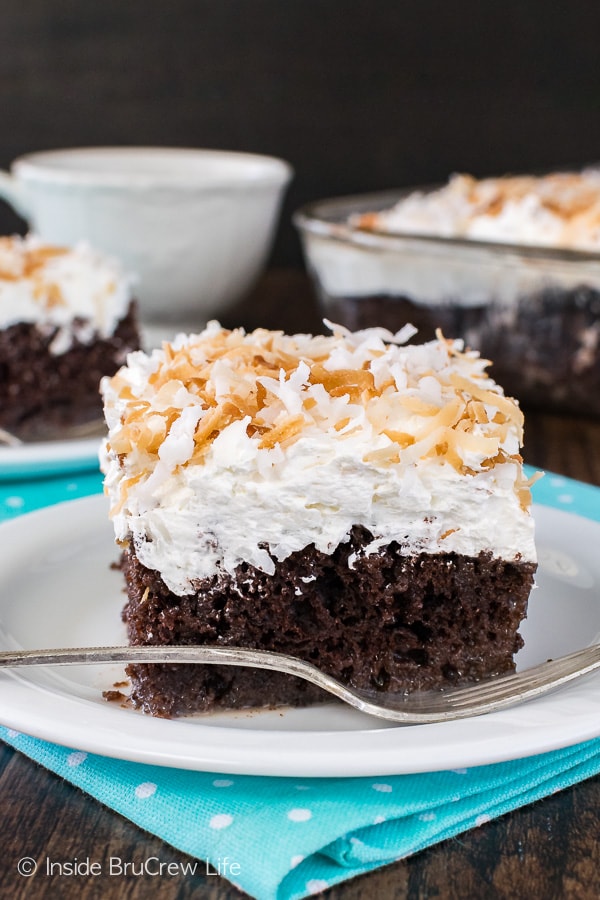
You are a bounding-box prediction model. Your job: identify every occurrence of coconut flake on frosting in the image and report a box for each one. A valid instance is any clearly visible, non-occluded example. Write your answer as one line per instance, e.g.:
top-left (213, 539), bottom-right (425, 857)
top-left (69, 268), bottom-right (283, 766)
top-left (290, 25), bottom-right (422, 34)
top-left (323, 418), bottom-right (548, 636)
top-left (0, 234), bottom-right (134, 353)
top-left (100, 321), bottom-right (537, 593)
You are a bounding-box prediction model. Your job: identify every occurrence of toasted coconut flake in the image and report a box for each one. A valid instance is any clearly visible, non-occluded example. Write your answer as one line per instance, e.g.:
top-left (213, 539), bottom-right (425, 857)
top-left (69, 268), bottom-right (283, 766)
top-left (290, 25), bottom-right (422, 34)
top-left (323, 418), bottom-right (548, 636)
top-left (334, 417), bottom-right (352, 432)
top-left (259, 414), bottom-right (305, 449)
top-left (310, 366), bottom-right (375, 395)
top-left (193, 402), bottom-right (241, 450)
top-left (362, 444), bottom-right (401, 465)
top-left (399, 396), bottom-right (443, 416)
top-left (383, 429), bottom-right (416, 448)
top-left (450, 374), bottom-right (523, 431)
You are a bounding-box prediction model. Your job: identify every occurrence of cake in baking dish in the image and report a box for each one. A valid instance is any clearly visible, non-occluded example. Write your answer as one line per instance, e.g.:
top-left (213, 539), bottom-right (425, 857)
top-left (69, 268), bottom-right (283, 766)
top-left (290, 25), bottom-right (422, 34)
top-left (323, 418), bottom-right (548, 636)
top-left (330, 170), bottom-right (600, 415)
top-left (0, 235), bottom-right (140, 438)
top-left (100, 320), bottom-right (537, 717)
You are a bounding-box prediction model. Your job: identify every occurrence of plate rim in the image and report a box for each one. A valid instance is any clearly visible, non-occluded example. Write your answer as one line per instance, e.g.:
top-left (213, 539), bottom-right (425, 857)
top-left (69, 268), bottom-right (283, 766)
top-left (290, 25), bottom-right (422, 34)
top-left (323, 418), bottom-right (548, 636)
top-left (0, 436), bottom-right (102, 479)
top-left (1, 492), bottom-right (600, 777)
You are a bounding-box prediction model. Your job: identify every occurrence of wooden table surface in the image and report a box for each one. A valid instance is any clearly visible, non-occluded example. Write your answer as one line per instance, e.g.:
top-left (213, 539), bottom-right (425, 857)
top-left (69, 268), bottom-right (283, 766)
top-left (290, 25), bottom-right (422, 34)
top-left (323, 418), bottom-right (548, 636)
top-left (2, 271), bottom-right (600, 899)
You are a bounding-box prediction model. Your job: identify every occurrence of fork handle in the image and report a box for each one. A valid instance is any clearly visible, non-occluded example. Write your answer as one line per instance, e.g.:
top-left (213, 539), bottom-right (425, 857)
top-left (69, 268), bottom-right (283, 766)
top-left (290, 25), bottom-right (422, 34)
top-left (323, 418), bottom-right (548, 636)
top-left (0, 645), bottom-right (305, 670)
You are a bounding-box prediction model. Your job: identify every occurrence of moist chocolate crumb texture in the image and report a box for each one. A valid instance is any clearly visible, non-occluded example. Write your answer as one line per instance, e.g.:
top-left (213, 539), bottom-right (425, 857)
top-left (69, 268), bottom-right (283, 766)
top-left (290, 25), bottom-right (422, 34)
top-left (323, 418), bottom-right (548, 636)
top-left (0, 235), bottom-right (140, 436)
top-left (323, 171), bottom-right (600, 415)
top-left (100, 321), bottom-right (538, 717)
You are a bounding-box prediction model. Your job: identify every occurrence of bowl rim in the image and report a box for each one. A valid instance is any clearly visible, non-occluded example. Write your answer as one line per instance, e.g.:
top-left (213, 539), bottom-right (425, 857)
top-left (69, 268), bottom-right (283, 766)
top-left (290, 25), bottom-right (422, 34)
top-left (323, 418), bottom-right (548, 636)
top-left (293, 186), bottom-right (600, 264)
top-left (12, 146), bottom-right (294, 189)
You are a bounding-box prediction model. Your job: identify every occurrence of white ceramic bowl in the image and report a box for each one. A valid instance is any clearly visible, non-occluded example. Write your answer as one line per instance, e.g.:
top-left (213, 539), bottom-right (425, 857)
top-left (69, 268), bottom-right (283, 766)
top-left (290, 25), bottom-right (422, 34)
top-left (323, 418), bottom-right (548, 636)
top-left (0, 146), bottom-right (293, 335)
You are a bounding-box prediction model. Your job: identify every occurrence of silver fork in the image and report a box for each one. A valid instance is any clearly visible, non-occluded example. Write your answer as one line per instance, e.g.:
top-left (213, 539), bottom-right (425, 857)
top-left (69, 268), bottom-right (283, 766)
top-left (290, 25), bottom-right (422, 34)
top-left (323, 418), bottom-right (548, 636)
top-left (1, 643), bottom-right (600, 723)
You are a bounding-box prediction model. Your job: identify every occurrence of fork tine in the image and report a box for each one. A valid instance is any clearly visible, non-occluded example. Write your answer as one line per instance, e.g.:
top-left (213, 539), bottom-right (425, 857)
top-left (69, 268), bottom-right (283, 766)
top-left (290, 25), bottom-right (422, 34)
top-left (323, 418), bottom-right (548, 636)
top-left (352, 643), bottom-right (600, 720)
top-left (442, 644), bottom-right (600, 710)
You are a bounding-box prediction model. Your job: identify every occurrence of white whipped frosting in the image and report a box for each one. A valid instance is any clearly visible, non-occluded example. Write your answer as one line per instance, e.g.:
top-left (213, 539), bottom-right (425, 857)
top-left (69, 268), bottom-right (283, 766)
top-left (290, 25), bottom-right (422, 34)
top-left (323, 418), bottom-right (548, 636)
top-left (101, 321), bottom-right (537, 595)
top-left (0, 234), bottom-right (134, 354)
top-left (361, 171), bottom-right (600, 250)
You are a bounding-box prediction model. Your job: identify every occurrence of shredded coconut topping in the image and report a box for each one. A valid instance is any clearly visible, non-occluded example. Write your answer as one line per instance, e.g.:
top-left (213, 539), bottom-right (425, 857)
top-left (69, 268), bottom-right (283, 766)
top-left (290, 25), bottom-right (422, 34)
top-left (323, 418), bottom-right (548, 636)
top-left (0, 234), bottom-right (134, 352)
top-left (102, 320), bottom-right (533, 512)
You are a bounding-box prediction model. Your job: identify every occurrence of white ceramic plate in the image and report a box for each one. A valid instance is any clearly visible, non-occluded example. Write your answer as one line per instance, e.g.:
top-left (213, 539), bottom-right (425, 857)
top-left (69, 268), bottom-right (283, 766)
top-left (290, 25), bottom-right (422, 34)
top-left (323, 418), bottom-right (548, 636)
top-left (0, 494), bottom-right (599, 777)
top-left (0, 437), bottom-right (102, 480)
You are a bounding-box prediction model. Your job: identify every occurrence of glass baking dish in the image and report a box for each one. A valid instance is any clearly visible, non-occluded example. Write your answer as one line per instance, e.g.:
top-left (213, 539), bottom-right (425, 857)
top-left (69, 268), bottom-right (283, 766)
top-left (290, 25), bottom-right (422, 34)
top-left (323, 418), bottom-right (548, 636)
top-left (294, 189), bottom-right (600, 416)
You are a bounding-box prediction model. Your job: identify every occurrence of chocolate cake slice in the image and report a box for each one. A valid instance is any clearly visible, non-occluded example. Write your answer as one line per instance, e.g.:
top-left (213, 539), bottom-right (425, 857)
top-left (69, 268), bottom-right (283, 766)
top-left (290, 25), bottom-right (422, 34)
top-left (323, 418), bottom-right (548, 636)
top-left (0, 235), bottom-right (140, 438)
top-left (101, 321), bottom-right (538, 718)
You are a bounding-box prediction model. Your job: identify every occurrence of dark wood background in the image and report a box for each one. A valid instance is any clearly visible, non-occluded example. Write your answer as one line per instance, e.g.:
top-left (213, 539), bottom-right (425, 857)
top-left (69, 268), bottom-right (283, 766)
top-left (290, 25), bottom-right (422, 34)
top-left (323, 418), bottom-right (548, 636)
top-left (2, 0), bottom-right (600, 267)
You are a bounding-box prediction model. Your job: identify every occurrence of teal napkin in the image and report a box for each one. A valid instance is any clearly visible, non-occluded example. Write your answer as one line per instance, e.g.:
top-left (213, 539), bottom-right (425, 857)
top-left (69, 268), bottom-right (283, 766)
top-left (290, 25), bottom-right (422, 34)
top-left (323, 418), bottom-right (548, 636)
top-left (1, 465), bottom-right (600, 900)
top-left (2, 726), bottom-right (600, 900)
top-left (0, 468), bottom-right (103, 520)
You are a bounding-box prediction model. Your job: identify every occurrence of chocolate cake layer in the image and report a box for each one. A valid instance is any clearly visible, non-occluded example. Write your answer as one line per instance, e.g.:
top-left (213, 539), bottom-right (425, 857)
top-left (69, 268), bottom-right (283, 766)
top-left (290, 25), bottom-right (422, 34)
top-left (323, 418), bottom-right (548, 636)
top-left (120, 527), bottom-right (536, 719)
top-left (0, 302), bottom-right (140, 437)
